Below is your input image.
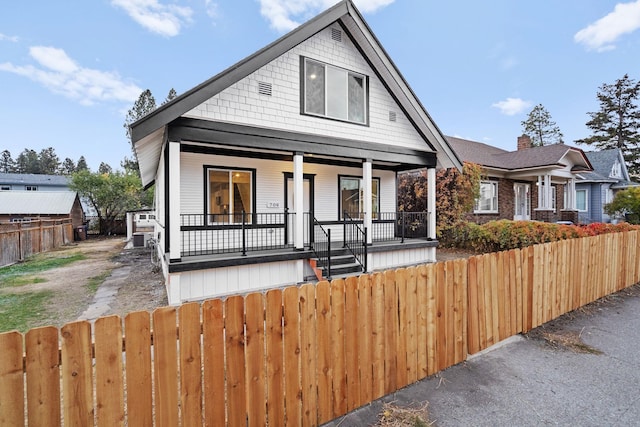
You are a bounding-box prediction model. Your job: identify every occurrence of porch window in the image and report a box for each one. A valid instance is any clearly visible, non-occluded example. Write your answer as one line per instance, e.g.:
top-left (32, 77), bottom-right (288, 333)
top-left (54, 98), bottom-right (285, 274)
top-left (474, 181), bottom-right (498, 213)
top-left (207, 168), bottom-right (254, 223)
top-left (576, 189), bottom-right (588, 212)
top-left (302, 57), bottom-right (367, 124)
top-left (339, 176), bottom-right (379, 219)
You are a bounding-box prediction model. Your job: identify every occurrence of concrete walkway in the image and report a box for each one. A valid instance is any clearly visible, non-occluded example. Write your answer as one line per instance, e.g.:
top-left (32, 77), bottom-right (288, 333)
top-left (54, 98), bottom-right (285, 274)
top-left (324, 288), bottom-right (640, 426)
top-left (77, 265), bottom-right (131, 321)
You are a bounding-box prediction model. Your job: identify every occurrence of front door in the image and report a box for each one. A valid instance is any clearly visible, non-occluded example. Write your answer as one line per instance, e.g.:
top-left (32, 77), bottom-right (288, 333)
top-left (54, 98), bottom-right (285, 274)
top-left (284, 174), bottom-right (314, 245)
top-left (514, 183), bottom-right (530, 221)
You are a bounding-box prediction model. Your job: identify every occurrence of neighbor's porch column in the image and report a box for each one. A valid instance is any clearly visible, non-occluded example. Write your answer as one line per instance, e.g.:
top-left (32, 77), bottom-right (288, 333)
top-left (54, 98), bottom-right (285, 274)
top-left (363, 159), bottom-right (373, 245)
top-left (294, 152), bottom-right (304, 250)
top-left (169, 141), bottom-right (181, 261)
top-left (427, 167), bottom-right (436, 240)
top-left (566, 178), bottom-right (577, 210)
top-left (537, 174), bottom-right (552, 209)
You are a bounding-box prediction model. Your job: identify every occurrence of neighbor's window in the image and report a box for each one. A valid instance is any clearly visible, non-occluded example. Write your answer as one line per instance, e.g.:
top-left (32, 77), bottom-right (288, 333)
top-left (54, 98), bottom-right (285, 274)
top-left (25, 186), bottom-right (37, 191)
top-left (207, 168), bottom-right (254, 223)
top-left (576, 189), bottom-right (588, 212)
top-left (339, 176), bottom-right (379, 219)
top-left (0, 185), bottom-right (10, 191)
top-left (474, 181), bottom-right (498, 213)
top-left (303, 57), bottom-right (367, 124)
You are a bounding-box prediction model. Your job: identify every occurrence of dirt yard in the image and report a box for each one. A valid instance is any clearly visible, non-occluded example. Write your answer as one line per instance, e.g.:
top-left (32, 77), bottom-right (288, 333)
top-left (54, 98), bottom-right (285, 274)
top-left (9, 237), bottom-right (167, 329)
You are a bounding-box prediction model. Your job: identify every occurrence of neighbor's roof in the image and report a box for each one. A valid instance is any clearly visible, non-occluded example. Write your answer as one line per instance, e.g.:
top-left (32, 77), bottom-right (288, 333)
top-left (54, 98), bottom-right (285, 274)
top-left (129, 0), bottom-right (462, 187)
top-left (580, 149), bottom-right (639, 188)
top-left (0, 191), bottom-right (79, 215)
top-left (446, 136), bottom-right (592, 172)
top-left (0, 173), bottom-right (70, 186)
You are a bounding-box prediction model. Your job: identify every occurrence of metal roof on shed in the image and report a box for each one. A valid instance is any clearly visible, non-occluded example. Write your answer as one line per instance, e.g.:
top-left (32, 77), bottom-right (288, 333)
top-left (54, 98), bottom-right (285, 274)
top-left (0, 191), bottom-right (78, 215)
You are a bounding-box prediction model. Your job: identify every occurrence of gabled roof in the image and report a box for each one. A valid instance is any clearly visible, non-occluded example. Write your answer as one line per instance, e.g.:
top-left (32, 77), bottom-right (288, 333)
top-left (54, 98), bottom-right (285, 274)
top-left (581, 149), bottom-right (638, 188)
top-left (446, 136), bottom-right (592, 172)
top-left (0, 173), bottom-right (70, 186)
top-left (130, 0), bottom-right (461, 186)
top-left (0, 191), bottom-right (79, 215)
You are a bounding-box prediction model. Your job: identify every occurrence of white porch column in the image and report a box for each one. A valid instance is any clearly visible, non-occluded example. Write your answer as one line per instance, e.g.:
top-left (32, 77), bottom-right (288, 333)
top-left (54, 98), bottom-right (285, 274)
top-left (169, 141), bottom-right (181, 261)
top-left (427, 167), bottom-right (436, 240)
top-left (363, 159), bottom-right (373, 245)
top-left (294, 152), bottom-right (304, 250)
top-left (566, 178), bottom-right (576, 210)
top-left (544, 174), bottom-right (552, 209)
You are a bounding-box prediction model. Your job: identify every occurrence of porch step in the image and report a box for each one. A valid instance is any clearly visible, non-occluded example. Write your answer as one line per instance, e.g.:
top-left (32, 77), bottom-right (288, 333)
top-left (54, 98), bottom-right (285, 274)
top-left (311, 246), bottom-right (364, 280)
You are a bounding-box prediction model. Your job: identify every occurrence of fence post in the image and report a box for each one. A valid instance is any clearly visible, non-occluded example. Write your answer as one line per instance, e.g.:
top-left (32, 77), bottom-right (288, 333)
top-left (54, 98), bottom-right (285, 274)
top-left (327, 228), bottom-right (332, 280)
top-left (242, 211), bottom-right (247, 256)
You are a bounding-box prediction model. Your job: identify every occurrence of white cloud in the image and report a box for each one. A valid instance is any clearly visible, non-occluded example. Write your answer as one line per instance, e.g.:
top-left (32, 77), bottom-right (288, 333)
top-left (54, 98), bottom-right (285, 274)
top-left (0, 33), bottom-right (19, 42)
top-left (492, 98), bottom-right (532, 116)
top-left (205, 0), bottom-right (219, 20)
top-left (574, 0), bottom-right (640, 52)
top-left (0, 46), bottom-right (142, 106)
top-left (111, 0), bottom-right (193, 37)
top-left (258, 0), bottom-right (395, 32)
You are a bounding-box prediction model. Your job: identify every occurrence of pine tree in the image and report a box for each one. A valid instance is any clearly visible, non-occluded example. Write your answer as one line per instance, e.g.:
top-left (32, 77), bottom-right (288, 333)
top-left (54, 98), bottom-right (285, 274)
top-left (0, 150), bottom-right (14, 173)
top-left (163, 88), bottom-right (177, 105)
top-left (15, 149), bottom-right (40, 174)
top-left (60, 158), bottom-right (77, 175)
top-left (77, 156), bottom-right (89, 172)
top-left (576, 74), bottom-right (640, 175)
top-left (98, 162), bottom-right (113, 175)
top-left (521, 104), bottom-right (563, 146)
top-left (38, 147), bottom-right (60, 174)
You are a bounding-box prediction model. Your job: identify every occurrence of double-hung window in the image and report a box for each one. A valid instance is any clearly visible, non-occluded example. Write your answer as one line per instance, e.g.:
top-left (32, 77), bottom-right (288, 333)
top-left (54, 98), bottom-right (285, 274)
top-left (474, 181), bottom-right (498, 213)
top-left (302, 57), bottom-right (367, 124)
top-left (207, 168), bottom-right (254, 223)
top-left (339, 176), bottom-right (379, 219)
top-left (576, 189), bottom-right (588, 212)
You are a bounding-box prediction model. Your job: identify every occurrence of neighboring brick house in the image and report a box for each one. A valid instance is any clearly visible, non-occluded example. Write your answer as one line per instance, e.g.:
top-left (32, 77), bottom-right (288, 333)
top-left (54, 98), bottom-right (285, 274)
top-left (446, 135), bottom-right (593, 224)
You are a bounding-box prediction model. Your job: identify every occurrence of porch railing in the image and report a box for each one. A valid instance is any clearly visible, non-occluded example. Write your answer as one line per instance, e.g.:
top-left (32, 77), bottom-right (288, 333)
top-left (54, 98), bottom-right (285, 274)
top-left (343, 211), bottom-right (367, 272)
top-left (310, 217), bottom-right (331, 280)
top-left (344, 211), bottom-right (429, 243)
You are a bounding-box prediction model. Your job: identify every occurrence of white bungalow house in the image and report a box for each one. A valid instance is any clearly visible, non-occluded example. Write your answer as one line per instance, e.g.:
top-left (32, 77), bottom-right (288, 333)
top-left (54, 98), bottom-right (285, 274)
top-left (130, 0), bottom-right (462, 304)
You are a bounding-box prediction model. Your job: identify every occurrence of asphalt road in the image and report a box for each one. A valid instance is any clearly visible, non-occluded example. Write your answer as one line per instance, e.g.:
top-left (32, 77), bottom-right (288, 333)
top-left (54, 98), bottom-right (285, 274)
top-left (324, 286), bottom-right (640, 426)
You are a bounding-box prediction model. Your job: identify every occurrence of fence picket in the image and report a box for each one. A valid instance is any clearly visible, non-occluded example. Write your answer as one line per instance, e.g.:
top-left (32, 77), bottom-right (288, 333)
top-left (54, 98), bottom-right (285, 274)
top-left (225, 296), bottom-right (247, 427)
top-left (370, 273), bottom-right (386, 398)
top-left (475, 255), bottom-right (487, 351)
top-left (315, 282), bottom-right (333, 424)
top-left (283, 286), bottom-right (302, 425)
top-left (299, 284), bottom-right (318, 425)
top-left (124, 311), bottom-right (153, 426)
top-left (454, 259), bottom-right (468, 363)
top-left (406, 267), bottom-right (418, 384)
top-left (245, 293), bottom-right (266, 427)
top-left (445, 261), bottom-right (456, 368)
top-left (395, 269), bottom-right (409, 389)
top-left (94, 316), bottom-right (124, 427)
top-left (435, 262), bottom-right (447, 371)
top-left (202, 299), bottom-right (226, 427)
top-left (358, 274), bottom-right (373, 404)
top-left (61, 321), bottom-right (93, 427)
top-left (153, 307), bottom-right (179, 427)
top-left (0, 331), bottom-right (24, 427)
top-left (466, 257), bottom-right (479, 355)
top-left (329, 279), bottom-right (347, 418)
top-left (25, 326), bottom-right (60, 427)
top-left (179, 302), bottom-right (204, 427)
top-left (424, 264), bottom-right (437, 376)
top-left (384, 270), bottom-right (398, 393)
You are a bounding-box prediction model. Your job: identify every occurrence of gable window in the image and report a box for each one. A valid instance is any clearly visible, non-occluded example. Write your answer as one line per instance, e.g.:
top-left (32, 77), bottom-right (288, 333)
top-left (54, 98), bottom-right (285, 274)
top-left (474, 181), bottom-right (498, 213)
top-left (207, 167), bottom-right (254, 223)
top-left (576, 189), bottom-right (588, 212)
top-left (302, 57), bottom-right (367, 125)
top-left (339, 176), bottom-right (379, 219)
top-left (611, 160), bottom-right (622, 178)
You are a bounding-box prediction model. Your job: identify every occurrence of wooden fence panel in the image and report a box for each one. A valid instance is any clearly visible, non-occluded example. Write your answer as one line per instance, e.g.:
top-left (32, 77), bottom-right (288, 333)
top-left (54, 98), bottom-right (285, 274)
top-left (202, 299), bottom-right (226, 427)
top-left (405, 267), bottom-right (418, 384)
top-left (225, 296), bottom-right (247, 427)
top-left (25, 326), bottom-right (61, 427)
top-left (265, 290), bottom-right (285, 427)
top-left (394, 269), bottom-right (409, 390)
top-left (94, 316), bottom-right (125, 427)
top-left (315, 282), bottom-right (333, 425)
top-left (0, 331), bottom-right (24, 427)
top-left (153, 307), bottom-right (179, 427)
top-left (124, 311), bottom-right (153, 427)
top-left (61, 321), bottom-right (93, 427)
top-left (299, 284), bottom-right (317, 425)
top-left (245, 293), bottom-right (266, 427)
top-left (179, 302), bottom-right (203, 427)
top-left (358, 274), bottom-right (373, 405)
top-left (283, 286), bottom-right (302, 425)
top-left (370, 273), bottom-right (386, 399)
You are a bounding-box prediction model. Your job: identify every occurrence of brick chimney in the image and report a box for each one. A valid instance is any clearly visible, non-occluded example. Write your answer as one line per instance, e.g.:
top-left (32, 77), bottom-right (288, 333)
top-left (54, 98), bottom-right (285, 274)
top-left (517, 134), bottom-right (532, 150)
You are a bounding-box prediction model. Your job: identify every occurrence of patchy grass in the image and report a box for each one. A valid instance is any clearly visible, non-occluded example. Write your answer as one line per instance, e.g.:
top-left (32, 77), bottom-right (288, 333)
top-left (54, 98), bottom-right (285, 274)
top-left (0, 253), bottom-right (85, 288)
top-left (86, 271), bottom-right (113, 293)
top-left (375, 402), bottom-right (433, 427)
top-left (0, 291), bottom-right (53, 332)
top-left (535, 329), bottom-right (603, 355)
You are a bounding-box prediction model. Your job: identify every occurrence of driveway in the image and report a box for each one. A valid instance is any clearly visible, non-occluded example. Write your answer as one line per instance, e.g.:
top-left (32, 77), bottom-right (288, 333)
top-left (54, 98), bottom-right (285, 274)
top-left (324, 285), bottom-right (640, 426)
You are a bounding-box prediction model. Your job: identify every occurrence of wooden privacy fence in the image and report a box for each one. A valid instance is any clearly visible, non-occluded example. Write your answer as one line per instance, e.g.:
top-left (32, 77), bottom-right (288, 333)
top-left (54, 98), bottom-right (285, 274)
top-left (1, 231), bottom-right (639, 426)
top-left (0, 219), bottom-right (74, 267)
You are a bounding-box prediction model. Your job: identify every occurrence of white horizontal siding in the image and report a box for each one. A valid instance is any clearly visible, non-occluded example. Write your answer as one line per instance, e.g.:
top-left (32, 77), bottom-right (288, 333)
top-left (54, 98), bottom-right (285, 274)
top-left (184, 25), bottom-right (429, 152)
top-left (369, 247), bottom-right (435, 271)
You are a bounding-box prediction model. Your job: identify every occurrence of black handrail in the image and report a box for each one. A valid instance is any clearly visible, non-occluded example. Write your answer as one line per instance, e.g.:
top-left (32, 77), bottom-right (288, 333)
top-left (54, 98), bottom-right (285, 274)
top-left (310, 217), bottom-right (331, 280)
top-left (343, 211), bottom-right (367, 273)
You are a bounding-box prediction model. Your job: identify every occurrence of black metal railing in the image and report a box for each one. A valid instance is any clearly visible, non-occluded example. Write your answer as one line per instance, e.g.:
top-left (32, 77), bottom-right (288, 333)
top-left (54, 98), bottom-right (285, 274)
top-left (180, 212), bottom-right (296, 257)
top-left (311, 217), bottom-right (331, 280)
top-left (395, 211), bottom-right (429, 242)
top-left (342, 211), bottom-right (429, 243)
top-left (343, 211), bottom-right (367, 272)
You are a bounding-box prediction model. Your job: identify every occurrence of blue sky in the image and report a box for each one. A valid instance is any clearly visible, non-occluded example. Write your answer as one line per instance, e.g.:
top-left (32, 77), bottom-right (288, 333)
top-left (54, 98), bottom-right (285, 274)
top-left (1, 0), bottom-right (639, 171)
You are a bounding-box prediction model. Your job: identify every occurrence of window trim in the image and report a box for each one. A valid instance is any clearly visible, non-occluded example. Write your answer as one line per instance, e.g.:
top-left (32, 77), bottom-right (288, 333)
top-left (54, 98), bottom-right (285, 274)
top-left (338, 174), bottom-right (380, 220)
top-left (300, 56), bottom-right (369, 126)
top-left (474, 180), bottom-right (499, 214)
top-left (203, 165), bottom-right (257, 224)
